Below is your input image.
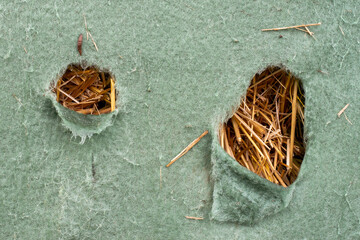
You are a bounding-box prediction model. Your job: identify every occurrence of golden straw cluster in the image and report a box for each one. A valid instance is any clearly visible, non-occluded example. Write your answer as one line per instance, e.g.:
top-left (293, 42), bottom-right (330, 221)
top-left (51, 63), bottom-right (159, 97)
top-left (53, 64), bottom-right (116, 115)
top-left (219, 67), bottom-right (305, 187)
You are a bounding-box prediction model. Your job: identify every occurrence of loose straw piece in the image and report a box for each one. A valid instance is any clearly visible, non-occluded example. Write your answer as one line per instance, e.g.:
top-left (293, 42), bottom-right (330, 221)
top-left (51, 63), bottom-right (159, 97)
top-left (289, 80), bottom-right (298, 170)
top-left (231, 118), bottom-right (242, 143)
top-left (88, 32), bottom-right (98, 51)
top-left (261, 23), bottom-right (321, 31)
top-left (166, 130), bottom-right (209, 167)
top-left (250, 69), bottom-right (283, 88)
top-left (59, 89), bottom-right (80, 103)
top-left (56, 80), bottom-right (60, 102)
top-left (185, 216), bottom-right (203, 220)
top-left (304, 26), bottom-right (316, 40)
top-left (237, 123), bottom-right (264, 158)
top-left (339, 26), bottom-right (345, 36)
top-left (12, 94), bottom-right (23, 106)
top-left (83, 14), bottom-right (89, 40)
top-left (234, 114), bottom-right (270, 150)
top-left (294, 27), bottom-right (309, 33)
top-left (344, 113), bottom-right (352, 125)
top-left (110, 78), bottom-right (115, 112)
top-left (337, 103), bottom-right (349, 117)
top-left (83, 14), bottom-right (98, 51)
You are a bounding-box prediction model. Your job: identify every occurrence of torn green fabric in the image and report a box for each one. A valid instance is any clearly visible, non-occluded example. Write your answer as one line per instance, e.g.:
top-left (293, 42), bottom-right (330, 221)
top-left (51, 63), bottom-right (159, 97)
top-left (211, 135), bottom-right (296, 224)
top-left (1, 0), bottom-right (359, 239)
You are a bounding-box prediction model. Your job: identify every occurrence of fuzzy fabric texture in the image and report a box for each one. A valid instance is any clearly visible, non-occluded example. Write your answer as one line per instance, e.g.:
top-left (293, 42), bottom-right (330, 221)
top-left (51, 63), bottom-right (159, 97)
top-left (47, 88), bottom-right (121, 143)
top-left (211, 137), bottom-right (296, 224)
top-left (1, 0), bottom-right (359, 239)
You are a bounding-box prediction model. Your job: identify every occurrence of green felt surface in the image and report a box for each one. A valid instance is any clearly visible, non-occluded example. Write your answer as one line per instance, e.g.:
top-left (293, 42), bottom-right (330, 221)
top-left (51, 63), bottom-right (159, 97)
top-left (211, 137), bottom-right (296, 224)
top-left (1, 0), bottom-right (360, 239)
top-left (49, 97), bottom-right (120, 142)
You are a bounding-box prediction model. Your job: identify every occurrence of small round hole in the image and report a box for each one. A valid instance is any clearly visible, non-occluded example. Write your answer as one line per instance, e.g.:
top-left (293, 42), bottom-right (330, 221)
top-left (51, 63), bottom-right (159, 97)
top-left (48, 63), bottom-right (120, 143)
top-left (52, 63), bottom-right (117, 115)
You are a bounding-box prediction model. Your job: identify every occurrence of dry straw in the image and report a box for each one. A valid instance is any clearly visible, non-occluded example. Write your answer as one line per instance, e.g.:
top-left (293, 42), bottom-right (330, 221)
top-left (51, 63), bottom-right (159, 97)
top-left (53, 64), bottom-right (116, 115)
top-left (262, 22), bottom-right (321, 39)
top-left (166, 130), bottom-right (209, 168)
top-left (219, 67), bottom-right (305, 187)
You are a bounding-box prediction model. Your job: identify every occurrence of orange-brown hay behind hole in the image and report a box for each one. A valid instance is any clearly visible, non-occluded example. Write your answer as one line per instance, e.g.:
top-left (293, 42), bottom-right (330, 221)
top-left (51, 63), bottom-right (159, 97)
top-left (52, 64), bottom-right (117, 115)
top-left (219, 66), bottom-right (305, 187)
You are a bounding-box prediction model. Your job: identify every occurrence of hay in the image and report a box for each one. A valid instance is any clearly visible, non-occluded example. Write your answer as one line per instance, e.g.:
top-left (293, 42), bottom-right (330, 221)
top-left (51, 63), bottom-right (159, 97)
top-left (219, 66), bottom-right (305, 187)
top-left (53, 64), bottom-right (116, 115)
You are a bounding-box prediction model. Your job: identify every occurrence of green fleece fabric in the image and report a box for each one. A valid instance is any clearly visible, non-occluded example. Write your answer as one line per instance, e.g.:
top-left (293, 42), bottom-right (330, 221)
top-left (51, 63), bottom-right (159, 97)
top-left (1, 0), bottom-right (359, 239)
top-left (211, 135), bottom-right (297, 224)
